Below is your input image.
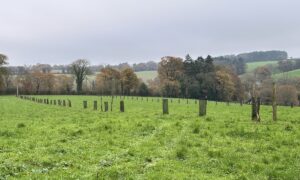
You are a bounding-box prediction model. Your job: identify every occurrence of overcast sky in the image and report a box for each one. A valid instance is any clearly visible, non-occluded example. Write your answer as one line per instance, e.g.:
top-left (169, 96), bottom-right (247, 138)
top-left (1, 0), bottom-right (300, 65)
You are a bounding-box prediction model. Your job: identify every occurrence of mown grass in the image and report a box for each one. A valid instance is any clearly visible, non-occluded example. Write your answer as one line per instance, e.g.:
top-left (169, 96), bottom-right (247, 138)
top-left (0, 96), bottom-right (300, 179)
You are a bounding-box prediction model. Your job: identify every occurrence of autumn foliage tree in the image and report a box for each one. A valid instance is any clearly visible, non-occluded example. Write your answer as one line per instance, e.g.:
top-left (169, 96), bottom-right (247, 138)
top-left (121, 68), bottom-right (138, 95)
top-left (277, 85), bottom-right (298, 106)
top-left (255, 66), bottom-right (271, 82)
top-left (96, 67), bottom-right (121, 95)
top-left (158, 56), bottom-right (183, 97)
top-left (55, 75), bottom-right (74, 94)
top-left (215, 68), bottom-right (235, 101)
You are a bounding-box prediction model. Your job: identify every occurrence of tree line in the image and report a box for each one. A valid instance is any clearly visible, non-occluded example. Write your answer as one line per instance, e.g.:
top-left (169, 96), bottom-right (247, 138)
top-left (1, 52), bottom-right (300, 106)
top-left (6, 61), bottom-right (159, 75)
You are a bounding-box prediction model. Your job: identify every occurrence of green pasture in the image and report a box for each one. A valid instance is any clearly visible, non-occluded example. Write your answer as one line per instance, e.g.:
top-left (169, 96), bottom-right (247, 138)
top-left (273, 69), bottom-right (300, 79)
top-left (246, 61), bottom-right (278, 72)
top-left (0, 96), bottom-right (300, 179)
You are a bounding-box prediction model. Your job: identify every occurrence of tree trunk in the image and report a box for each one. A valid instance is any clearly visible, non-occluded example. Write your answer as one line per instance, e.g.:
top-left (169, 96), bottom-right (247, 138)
top-left (77, 80), bottom-right (83, 93)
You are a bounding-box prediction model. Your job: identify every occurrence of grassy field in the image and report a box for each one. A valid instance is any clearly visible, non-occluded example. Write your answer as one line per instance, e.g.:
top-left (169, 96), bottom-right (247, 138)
top-left (135, 71), bottom-right (157, 82)
top-left (1, 96), bottom-right (300, 179)
top-left (273, 69), bottom-right (300, 79)
top-left (246, 61), bottom-right (278, 72)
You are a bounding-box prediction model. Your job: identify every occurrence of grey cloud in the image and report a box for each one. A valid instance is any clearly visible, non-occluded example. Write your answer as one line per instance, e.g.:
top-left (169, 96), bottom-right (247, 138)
top-left (0, 0), bottom-right (300, 65)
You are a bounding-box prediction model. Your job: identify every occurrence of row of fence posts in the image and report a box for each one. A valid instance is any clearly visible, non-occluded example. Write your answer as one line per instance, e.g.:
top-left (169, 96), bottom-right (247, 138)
top-left (80, 92), bottom-right (279, 122)
top-left (18, 90), bottom-right (279, 121)
top-left (82, 99), bottom-right (125, 112)
top-left (98, 95), bottom-right (202, 105)
top-left (251, 82), bottom-right (278, 122)
top-left (18, 95), bottom-right (72, 108)
top-left (82, 97), bottom-right (207, 116)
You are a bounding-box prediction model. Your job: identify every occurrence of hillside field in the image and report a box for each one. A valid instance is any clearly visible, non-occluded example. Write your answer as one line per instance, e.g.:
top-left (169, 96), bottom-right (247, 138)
top-left (246, 61), bottom-right (278, 72)
top-left (1, 96), bottom-right (300, 179)
top-left (135, 71), bottom-right (158, 82)
top-left (272, 69), bottom-right (300, 79)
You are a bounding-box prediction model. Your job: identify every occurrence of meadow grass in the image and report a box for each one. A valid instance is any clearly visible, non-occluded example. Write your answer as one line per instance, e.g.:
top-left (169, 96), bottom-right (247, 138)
top-left (0, 96), bottom-right (300, 179)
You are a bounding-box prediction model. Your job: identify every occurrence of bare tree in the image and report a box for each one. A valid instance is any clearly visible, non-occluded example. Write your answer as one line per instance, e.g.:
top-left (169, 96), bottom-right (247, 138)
top-left (70, 59), bottom-right (90, 93)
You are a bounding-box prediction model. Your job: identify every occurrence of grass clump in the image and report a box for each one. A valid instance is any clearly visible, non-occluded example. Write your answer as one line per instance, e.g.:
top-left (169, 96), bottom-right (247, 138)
top-left (17, 123), bottom-right (26, 128)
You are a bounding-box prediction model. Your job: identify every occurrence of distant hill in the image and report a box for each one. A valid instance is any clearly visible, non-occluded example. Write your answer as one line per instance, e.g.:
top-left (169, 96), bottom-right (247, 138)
top-left (237, 50), bottom-right (288, 62)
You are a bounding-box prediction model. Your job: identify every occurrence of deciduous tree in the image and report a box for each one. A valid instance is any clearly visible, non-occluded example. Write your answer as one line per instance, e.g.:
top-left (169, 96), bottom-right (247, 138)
top-left (0, 54), bottom-right (8, 90)
top-left (70, 59), bottom-right (90, 93)
top-left (277, 85), bottom-right (298, 106)
top-left (121, 68), bottom-right (138, 95)
top-left (96, 67), bottom-right (121, 95)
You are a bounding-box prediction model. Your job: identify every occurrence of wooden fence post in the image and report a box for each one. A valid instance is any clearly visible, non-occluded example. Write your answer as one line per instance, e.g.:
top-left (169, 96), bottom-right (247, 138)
top-left (163, 99), bottom-right (169, 114)
top-left (251, 97), bottom-right (260, 122)
top-left (104, 102), bottom-right (108, 112)
top-left (272, 82), bottom-right (277, 121)
top-left (199, 99), bottom-right (207, 116)
top-left (94, 101), bottom-right (97, 110)
top-left (83, 101), bottom-right (87, 109)
top-left (111, 96), bottom-right (113, 111)
top-left (251, 97), bottom-right (257, 121)
top-left (100, 97), bottom-right (103, 112)
top-left (120, 100), bottom-right (124, 112)
top-left (257, 97), bottom-right (261, 122)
